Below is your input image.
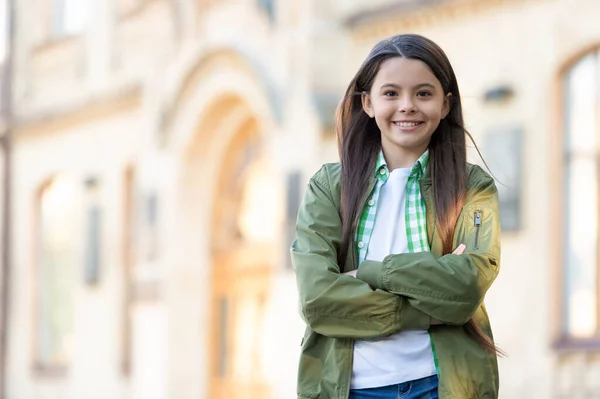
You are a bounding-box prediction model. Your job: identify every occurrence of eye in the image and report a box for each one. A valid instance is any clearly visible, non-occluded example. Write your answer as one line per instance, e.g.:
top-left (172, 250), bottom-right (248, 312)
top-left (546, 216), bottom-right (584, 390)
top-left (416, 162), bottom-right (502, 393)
top-left (416, 90), bottom-right (432, 97)
top-left (383, 90), bottom-right (397, 97)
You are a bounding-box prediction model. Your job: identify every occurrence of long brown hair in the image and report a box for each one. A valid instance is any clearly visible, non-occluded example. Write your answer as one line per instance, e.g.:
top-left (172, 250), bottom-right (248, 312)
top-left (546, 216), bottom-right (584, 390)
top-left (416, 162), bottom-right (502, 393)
top-left (336, 34), bottom-right (502, 356)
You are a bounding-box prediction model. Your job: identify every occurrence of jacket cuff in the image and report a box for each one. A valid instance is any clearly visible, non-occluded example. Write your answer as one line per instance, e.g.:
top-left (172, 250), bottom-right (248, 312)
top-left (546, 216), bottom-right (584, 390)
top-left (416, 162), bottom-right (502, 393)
top-left (356, 260), bottom-right (386, 290)
top-left (357, 260), bottom-right (431, 330)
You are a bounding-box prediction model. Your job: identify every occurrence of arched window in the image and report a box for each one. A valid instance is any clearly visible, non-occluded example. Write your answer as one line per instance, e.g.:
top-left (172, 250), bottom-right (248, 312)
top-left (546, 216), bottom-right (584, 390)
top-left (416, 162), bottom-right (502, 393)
top-left (35, 176), bottom-right (79, 370)
top-left (562, 49), bottom-right (600, 340)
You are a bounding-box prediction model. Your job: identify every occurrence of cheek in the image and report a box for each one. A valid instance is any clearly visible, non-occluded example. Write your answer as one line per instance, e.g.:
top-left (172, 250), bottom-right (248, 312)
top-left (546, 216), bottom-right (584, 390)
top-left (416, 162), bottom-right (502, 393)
top-left (372, 101), bottom-right (397, 119)
top-left (425, 103), bottom-right (446, 121)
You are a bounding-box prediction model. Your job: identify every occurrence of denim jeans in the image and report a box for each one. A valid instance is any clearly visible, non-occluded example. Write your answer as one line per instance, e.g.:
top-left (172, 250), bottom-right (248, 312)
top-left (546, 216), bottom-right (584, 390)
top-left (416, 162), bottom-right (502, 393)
top-left (349, 375), bottom-right (439, 399)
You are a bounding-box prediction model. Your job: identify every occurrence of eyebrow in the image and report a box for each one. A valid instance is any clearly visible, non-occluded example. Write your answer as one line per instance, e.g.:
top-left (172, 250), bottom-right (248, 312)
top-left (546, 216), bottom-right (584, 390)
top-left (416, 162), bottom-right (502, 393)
top-left (380, 83), bottom-right (437, 90)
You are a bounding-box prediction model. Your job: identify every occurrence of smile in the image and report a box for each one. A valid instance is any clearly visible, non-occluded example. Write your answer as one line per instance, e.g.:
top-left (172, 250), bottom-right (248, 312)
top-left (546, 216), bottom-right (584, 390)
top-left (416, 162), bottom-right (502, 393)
top-left (393, 121), bottom-right (424, 128)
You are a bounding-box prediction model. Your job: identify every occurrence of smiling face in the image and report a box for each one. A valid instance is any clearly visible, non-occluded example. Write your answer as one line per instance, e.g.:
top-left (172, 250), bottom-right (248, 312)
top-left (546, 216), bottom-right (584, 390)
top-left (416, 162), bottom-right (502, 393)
top-left (362, 56), bottom-right (451, 169)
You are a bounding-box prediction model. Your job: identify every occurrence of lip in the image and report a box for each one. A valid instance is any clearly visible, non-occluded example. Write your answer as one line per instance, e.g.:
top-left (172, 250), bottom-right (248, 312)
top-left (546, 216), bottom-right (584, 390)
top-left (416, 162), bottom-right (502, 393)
top-left (392, 121), bottom-right (424, 132)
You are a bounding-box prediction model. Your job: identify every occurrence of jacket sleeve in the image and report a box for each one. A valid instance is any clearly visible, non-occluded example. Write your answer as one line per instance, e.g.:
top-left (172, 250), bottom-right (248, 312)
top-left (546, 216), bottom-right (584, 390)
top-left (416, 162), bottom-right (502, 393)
top-left (291, 166), bottom-right (431, 339)
top-left (356, 173), bottom-right (501, 325)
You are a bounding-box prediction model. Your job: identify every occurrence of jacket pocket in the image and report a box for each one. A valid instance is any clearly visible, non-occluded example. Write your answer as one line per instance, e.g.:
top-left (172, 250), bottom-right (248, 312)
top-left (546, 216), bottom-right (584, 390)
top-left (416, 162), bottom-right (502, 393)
top-left (457, 204), bottom-right (500, 260)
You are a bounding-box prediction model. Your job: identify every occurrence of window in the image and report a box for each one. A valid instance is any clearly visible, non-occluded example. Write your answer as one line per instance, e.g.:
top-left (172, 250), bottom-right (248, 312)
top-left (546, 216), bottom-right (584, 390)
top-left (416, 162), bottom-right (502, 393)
top-left (256, 0), bottom-right (275, 23)
top-left (35, 177), bottom-right (79, 370)
top-left (31, 0), bottom-right (89, 44)
top-left (83, 178), bottom-right (102, 285)
top-left (562, 50), bottom-right (600, 340)
top-left (141, 192), bottom-right (158, 262)
top-left (51, 0), bottom-right (90, 38)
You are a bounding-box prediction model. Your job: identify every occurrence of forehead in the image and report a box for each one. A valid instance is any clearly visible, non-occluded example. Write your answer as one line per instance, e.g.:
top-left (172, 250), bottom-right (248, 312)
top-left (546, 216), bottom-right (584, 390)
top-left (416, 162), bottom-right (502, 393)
top-left (373, 57), bottom-right (441, 87)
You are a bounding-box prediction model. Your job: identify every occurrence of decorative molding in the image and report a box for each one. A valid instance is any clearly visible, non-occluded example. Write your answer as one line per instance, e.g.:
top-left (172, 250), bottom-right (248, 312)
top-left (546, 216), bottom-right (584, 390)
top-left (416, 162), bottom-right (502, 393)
top-left (14, 83), bottom-right (142, 136)
top-left (346, 0), bottom-right (548, 41)
top-left (345, 0), bottom-right (445, 28)
top-left (166, 50), bottom-right (251, 127)
top-left (554, 337), bottom-right (600, 353)
top-left (31, 364), bottom-right (68, 379)
top-left (162, 47), bottom-right (281, 136)
top-left (30, 34), bottom-right (81, 56)
top-left (118, 0), bottom-right (165, 22)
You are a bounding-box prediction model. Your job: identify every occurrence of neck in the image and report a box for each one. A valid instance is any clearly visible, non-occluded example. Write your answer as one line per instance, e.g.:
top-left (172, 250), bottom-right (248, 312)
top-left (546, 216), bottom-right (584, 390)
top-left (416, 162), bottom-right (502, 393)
top-left (381, 144), bottom-right (428, 170)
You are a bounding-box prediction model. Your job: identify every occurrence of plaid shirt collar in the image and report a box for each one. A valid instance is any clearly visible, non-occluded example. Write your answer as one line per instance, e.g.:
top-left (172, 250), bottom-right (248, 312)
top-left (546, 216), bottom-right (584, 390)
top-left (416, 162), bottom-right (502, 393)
top-left (374, 149), bottom-right (429, 181)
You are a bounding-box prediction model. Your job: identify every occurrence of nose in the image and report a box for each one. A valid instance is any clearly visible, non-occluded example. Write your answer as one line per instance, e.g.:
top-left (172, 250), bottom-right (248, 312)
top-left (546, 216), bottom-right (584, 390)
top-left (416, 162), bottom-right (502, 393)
top-left (399, 95), bottom-right (416, 113)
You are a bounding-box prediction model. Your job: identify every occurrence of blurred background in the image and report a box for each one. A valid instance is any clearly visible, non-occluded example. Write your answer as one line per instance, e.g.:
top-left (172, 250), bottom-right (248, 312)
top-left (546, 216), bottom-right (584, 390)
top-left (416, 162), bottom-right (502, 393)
top-left (0, 0), bottom-right (598, 398)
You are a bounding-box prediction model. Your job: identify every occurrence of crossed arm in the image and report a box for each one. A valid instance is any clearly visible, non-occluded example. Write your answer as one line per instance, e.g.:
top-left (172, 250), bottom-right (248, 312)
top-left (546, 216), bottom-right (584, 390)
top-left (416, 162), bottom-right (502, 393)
top-left (342, 243), bottom-right (468, 325)
top-left (292, 167), bottom-right (500, 339)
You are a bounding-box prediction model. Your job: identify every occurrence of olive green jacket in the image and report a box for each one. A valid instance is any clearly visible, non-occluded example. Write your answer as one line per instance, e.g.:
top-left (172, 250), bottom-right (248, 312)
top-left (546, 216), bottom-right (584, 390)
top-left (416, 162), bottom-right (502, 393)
top-left (291, 162), bottom-right (501, 399)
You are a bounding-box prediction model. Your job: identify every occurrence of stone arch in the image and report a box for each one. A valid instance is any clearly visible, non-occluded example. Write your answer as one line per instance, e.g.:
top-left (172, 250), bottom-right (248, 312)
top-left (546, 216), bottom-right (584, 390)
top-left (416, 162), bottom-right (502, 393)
top-left (163, 47), bottom-right (280, 154)
top-left (166, 52), bottom-right (281, 398)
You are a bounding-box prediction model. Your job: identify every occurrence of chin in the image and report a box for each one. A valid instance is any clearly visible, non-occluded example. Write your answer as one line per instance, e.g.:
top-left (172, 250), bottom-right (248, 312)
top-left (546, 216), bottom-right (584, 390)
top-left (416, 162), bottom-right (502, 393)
top-left (390, 137), bottom-right (429, 150)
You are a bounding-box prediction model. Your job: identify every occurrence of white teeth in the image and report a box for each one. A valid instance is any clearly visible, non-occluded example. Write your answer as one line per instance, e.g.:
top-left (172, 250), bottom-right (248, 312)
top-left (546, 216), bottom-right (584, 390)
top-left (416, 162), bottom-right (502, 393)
top-left (395, 122), bottom-right (420, 127)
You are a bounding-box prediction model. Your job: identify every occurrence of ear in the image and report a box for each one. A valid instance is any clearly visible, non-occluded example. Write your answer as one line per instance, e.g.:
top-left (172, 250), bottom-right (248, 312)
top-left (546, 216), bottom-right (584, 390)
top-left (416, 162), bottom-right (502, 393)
top-left (361, 92), bottom-right (375, 118)
top-left (442, 92), bottom-right (452, 119)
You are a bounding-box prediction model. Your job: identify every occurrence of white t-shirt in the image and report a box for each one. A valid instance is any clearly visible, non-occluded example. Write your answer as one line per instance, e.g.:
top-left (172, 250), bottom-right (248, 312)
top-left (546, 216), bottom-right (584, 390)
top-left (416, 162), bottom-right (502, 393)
top-left (351, 167), bottom-right (436, 390)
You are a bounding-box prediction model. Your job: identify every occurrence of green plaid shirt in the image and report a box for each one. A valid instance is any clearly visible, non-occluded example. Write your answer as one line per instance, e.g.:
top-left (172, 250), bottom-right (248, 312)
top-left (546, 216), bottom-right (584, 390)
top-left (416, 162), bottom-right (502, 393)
top-left (356, 150), bottom-right (430, 263)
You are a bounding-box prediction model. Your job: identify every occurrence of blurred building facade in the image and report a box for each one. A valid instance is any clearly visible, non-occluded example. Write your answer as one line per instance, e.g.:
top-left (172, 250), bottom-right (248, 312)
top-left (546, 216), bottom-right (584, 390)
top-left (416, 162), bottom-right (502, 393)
top-left (2, 0), bottom-right (600, 398)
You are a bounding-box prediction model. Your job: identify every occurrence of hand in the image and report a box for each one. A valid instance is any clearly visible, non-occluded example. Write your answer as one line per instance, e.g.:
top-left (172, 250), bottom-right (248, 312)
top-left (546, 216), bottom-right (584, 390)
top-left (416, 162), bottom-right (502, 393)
top-left (452, 243), bottom-right (466, 255)
top-left (342, 270), bottom-right (357, 278)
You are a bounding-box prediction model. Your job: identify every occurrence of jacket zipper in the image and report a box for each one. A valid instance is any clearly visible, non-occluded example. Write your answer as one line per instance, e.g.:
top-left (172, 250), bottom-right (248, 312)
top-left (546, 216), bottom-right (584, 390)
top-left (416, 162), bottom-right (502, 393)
top-left (474, 210), bottom-right (482, 250)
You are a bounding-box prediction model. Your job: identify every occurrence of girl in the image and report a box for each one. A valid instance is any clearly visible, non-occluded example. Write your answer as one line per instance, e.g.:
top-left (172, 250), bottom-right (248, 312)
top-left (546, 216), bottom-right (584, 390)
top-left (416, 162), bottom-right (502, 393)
top-left (291, 34), bottom-right (501, 399)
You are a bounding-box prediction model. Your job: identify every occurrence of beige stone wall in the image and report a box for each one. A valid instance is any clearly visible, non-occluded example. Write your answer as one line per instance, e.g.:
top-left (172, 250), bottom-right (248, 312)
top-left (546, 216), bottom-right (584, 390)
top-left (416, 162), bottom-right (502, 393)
top-left (7, 0), bottom-right (314, 398)
top-left (5, 0), bottom-right (600, 398)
